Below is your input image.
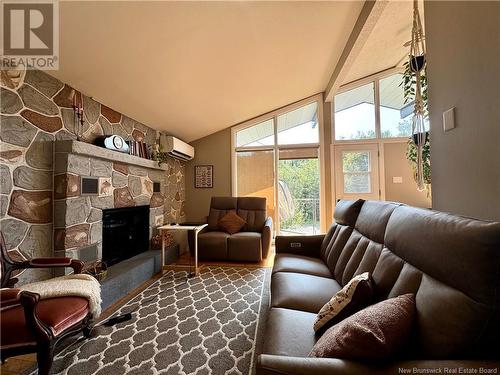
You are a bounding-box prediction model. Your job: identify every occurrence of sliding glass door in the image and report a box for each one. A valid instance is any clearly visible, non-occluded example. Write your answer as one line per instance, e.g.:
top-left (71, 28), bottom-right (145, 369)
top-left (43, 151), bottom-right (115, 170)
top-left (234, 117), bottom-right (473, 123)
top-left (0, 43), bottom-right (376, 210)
top-left (232, 96), bottom-right (322, 236)
top-left (278, 148), bottom-right (320, 235)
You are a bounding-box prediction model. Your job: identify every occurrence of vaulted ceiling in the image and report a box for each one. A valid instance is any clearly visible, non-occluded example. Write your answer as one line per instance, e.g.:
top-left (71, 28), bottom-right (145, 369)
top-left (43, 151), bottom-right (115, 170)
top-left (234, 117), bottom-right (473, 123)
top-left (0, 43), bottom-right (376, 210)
top-left (341, 0), bottom-right (421, 85)
top-left (48, 1), bottom-right (364, 142)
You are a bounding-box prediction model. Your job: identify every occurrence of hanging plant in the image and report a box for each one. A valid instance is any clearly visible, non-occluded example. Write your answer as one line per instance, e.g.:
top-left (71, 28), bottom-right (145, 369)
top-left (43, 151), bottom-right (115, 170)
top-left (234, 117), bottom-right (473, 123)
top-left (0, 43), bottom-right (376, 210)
top-left (401, 61), bottom-right (431, 195)
top-left (401, 0), bottom-right (431, 195)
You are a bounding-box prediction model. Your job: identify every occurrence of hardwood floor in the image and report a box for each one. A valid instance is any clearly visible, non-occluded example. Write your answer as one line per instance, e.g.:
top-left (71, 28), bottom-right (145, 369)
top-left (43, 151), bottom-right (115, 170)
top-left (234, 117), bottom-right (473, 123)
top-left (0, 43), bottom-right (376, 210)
top-left (0, 249), bottom-right (275, 374)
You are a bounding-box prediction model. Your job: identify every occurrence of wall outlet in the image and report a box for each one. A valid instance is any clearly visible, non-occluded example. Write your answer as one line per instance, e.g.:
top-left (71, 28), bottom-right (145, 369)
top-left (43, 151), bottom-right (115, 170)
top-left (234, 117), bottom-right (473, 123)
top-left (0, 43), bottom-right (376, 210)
top-left (392, 176), bottom-right (403, 184)
top-left (443, 107), bottom-right (456, 132)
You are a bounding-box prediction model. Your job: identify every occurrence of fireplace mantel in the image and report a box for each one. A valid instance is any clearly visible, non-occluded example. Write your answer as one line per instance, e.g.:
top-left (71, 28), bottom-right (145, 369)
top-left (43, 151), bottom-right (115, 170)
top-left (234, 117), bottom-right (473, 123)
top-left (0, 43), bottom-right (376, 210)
top-left (55, 140), bottom-right (168, 171)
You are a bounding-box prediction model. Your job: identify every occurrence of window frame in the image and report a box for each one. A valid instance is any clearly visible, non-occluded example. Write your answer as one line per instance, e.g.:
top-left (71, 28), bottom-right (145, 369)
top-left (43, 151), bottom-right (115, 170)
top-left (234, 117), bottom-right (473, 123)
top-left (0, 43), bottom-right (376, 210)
top-left (231, 93), bottom-right (325, 235)
top-left (332, 67), bottom-right (409, 144)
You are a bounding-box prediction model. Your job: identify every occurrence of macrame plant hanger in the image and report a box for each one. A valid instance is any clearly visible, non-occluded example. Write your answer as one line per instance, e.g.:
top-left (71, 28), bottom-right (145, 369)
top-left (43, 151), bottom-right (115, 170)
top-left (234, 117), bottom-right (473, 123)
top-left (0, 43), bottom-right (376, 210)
top-left (409, 0), bottom-right (427, 191)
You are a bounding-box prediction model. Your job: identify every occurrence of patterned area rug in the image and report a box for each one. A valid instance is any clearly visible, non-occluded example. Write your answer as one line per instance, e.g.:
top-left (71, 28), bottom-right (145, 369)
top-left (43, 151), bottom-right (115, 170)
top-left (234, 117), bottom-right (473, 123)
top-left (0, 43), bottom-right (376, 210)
top-left (42, 266), bottom-right (269, 375)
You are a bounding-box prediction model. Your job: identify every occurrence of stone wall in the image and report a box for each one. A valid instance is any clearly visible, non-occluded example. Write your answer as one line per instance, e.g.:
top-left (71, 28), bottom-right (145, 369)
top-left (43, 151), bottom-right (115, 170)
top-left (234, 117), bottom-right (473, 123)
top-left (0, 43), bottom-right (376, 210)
top-left (0, 69), bottom-right (186, 284)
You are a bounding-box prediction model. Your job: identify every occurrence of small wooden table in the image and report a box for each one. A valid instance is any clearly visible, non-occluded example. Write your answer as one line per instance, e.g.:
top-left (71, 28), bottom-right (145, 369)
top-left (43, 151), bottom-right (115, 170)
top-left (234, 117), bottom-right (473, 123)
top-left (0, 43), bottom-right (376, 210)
top-left (157, 224), bottom-right (207, 277)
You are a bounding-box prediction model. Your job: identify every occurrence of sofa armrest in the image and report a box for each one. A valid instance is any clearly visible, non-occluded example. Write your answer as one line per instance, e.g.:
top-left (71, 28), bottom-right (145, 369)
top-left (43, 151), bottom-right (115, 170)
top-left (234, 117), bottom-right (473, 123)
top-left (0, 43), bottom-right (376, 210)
top-left (275, 235), bottom-right (324, 257)
top-left (257, 355), bottom-right (500, 375)
top-left (257, 355), bottom-right (372, 375)
top-left (261, 217), bottom-right (273, 259)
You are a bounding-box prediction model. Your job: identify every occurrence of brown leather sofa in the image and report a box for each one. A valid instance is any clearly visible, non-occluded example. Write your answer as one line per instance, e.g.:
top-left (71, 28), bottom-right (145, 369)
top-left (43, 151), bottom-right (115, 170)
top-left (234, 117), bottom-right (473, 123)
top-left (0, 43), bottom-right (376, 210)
top-left (257, 199), bottom-right (500, 374)
top-left (190, 197), bottom-right (273, 262)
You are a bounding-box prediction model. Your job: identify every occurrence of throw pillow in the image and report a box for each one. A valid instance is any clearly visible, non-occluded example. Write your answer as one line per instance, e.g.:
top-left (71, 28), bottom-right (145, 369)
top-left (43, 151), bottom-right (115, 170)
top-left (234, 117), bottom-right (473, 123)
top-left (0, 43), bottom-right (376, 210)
top-left (218, 211), bottom-right (246, 234)
top-left (309, 293), bottom-right (416, 360)
top-left (313, 272), bottom-right (373, 333)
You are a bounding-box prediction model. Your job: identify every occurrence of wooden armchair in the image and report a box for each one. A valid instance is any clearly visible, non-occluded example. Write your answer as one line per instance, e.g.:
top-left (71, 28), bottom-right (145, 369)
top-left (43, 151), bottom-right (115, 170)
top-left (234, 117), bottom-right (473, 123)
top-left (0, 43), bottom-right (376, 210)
top-left (0, 233), bottom-right (93, 375)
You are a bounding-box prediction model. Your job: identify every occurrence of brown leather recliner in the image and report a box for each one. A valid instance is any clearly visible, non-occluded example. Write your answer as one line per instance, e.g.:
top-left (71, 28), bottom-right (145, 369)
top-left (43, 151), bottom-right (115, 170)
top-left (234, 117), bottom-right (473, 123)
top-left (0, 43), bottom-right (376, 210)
top-left (189, 197), bottom-right (273, 262)
top-left (257, 199), bottom-right (500, 374)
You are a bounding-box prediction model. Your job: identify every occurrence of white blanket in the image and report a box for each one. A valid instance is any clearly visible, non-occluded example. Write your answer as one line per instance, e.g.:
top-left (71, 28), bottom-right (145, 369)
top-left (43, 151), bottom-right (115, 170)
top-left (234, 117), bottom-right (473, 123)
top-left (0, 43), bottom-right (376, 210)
top-left (20, 274), bottom-right (102, 318)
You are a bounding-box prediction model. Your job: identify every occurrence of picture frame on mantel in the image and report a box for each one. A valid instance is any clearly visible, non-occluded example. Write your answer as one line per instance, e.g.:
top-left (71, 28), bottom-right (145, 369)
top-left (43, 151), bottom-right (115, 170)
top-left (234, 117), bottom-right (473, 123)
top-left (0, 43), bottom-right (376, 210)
top-left (195, 165), bottom-right (213, 188)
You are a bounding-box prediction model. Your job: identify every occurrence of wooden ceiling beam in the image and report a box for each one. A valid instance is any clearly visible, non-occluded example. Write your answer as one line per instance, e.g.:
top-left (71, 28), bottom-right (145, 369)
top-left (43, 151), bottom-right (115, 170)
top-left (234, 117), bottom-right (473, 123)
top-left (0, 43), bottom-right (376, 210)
top-left (324, 0), bottom-right (388, 102)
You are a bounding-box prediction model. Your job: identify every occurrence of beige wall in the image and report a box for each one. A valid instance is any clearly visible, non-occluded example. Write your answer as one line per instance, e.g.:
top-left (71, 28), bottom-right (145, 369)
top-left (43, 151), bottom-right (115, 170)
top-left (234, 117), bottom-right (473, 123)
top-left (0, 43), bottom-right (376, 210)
top-left (384, 143), bottom-right (431, 208)
top-left (185, 128), bottom-right (232, 222)
top-left (424, 1), bottom-right (500, 221)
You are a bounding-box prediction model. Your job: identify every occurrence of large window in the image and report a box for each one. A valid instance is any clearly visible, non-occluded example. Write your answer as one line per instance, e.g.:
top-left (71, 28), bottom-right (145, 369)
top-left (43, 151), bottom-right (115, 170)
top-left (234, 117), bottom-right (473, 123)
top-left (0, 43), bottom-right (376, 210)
top-left (380, 74), bottom-right (413, 138)
top-left (334, 82), bottom-right (376, 140)
top-left (233, 97), bottom-right (322, 235)
top-left (277, 102), bottom-right (319, 145)
top-left (236, 118), bottom-right (274, 147)
top-left (334, 72), bottom-right (422, 140)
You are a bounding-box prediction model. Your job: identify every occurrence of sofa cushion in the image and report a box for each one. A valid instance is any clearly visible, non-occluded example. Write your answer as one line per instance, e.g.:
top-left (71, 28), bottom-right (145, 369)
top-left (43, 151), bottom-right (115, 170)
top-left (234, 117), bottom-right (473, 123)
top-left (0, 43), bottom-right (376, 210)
top-left (313, 272), bottom-right (373, 333)
top-left (271, 272), bottom-right (342, 313)
top-left (218, 211), bottom-right (246, 234)
top-left (273, 253), bottom-right (332, 278)
top-left (198, 231), bottom-right (230, 260)
top-left (207, 197), bottom-right (238, 230)
top-left (354, 200), bottom-right (399, 244)
top-left (228, 232), bottom-right (262, 262)
top-left (263, 307), bottom-right (318, 357)
top-left (1, 296), bottom-right (89, 347)
top-left (309, 294), bottom-right (415, 360)
top-left (332, 199), bottom-right (364, 227)
top-left (237, 197), bottom-right (267, 232)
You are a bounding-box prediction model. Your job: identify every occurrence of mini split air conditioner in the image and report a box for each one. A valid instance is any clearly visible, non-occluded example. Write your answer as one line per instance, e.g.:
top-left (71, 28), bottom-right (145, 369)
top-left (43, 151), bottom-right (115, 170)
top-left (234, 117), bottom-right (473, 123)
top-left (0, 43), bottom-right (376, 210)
top-left (159, 134), bottom-right (195, 161)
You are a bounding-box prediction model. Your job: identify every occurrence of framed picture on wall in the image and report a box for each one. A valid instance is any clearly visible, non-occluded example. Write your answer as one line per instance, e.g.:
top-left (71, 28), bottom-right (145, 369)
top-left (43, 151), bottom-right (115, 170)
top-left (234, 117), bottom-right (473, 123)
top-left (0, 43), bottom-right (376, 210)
top-left (195, 165), bottom-right (213, 188)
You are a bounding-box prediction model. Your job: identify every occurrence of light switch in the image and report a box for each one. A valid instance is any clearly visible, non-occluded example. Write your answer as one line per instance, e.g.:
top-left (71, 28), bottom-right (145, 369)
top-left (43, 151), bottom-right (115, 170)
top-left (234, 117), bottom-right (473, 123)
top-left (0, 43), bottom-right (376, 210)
top-left (443, 107), bottom-right (456, 132)
top-left (393, 176), bottom-right (403, 184)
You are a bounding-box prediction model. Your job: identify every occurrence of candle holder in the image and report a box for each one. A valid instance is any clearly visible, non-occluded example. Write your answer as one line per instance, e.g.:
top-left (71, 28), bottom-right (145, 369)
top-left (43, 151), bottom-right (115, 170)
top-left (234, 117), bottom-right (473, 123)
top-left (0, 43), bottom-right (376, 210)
top-left (72, 90), bottom-right (85, 141)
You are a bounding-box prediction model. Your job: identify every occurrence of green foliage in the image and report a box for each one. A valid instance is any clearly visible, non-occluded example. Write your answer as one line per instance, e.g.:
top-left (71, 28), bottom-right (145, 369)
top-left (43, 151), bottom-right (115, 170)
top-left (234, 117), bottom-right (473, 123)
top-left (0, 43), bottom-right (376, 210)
top-left (279, 159), bottom-right (319, 230)
top-left (154, 151), bottom-right (170, 166)
top-left (400, 57), bottom-right (431, 189)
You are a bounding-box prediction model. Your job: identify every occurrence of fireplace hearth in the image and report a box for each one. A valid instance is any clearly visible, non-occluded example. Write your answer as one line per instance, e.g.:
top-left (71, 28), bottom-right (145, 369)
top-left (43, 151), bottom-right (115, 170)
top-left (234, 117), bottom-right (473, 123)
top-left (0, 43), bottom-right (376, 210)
top-left (102, 205), bottom-right (150, 266)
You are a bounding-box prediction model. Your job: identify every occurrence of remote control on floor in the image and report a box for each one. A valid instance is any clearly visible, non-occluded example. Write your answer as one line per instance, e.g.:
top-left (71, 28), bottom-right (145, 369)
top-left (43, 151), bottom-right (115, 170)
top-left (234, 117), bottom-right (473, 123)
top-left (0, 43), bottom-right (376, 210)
top-left (103, 313), bottom-right (132, 327)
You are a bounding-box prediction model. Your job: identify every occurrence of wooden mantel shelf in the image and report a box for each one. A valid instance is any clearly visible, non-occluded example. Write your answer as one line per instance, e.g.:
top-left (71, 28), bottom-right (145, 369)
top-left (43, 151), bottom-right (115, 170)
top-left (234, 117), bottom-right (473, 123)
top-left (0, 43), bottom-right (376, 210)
top-left (55, 140), bottom-right (168, 171)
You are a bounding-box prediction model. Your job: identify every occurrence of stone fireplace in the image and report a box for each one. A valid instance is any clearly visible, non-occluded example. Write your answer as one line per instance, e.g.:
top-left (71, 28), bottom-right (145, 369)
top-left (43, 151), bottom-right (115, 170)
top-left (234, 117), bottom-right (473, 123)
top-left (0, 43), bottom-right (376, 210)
top-left (53, 140), bottom-right (183, 266)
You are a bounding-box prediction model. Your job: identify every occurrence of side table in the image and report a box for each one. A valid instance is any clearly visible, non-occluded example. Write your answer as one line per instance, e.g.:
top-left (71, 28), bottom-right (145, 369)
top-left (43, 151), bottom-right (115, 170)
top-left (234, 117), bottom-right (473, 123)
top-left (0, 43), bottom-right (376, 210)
top-left (157, 224), bottom-right (207, 277)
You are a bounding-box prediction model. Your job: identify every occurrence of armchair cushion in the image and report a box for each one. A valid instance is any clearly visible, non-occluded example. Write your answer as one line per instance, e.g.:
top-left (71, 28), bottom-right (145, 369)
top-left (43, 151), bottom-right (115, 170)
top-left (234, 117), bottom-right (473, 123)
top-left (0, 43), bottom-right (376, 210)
top-left (1, 296), bottom-right (89, 347)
